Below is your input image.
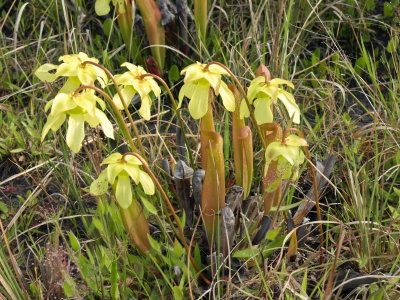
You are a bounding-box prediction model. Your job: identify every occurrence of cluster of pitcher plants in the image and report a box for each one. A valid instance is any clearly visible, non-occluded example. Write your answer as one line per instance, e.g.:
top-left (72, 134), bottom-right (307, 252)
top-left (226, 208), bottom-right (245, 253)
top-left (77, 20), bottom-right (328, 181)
top-left (35, 50), bottom-right (319, 283)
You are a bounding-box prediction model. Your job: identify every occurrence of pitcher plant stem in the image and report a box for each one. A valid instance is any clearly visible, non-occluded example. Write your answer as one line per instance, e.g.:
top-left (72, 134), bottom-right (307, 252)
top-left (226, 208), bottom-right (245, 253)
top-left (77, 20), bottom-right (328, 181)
top-left (139, 73), bottom-right (195, 167)
top-left (122, 152), bottom-right (211, 285)
top-left (82, 61), bottom-right (146, 157)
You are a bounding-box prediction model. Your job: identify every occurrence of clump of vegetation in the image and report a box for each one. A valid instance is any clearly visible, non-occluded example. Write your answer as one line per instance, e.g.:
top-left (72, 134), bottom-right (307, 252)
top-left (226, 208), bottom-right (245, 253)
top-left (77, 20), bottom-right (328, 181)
top-left (0, 0), bottom-right (399, 299)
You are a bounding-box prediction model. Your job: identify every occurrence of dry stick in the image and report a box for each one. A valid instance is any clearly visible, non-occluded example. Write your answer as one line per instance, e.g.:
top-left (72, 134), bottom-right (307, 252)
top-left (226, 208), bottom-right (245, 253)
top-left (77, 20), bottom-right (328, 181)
top-left (324, 226), bottom-right (345, 299)
top-left (282, 128), bottom-right (324, 256)
top-left (139, 73), bottom-right (195, 167)
top-left (73, 85), bottom-right (137, 153)
top-left (204, 61), bottom-right (267, 149)
top-left (122, 152), bottom-right (211, 285)
top-left (81, 61), bottom-right (146, 157)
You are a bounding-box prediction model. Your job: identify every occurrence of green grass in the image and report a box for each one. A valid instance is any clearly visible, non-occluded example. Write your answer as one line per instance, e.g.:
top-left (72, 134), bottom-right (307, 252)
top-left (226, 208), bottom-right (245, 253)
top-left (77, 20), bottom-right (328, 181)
top-left (1, 0), bottom-right (399, 299)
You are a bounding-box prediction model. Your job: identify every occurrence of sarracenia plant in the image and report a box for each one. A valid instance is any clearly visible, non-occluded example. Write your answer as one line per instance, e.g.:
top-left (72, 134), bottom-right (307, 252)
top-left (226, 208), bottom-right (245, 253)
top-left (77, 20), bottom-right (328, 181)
top-left (36, 52), bottom-right (314, 282)
top-left (36, 53), bottom-right (211, 283)
top-left (95, 0), bottom-right (166, 73)
top-left (36, 52), bottom-right (159, 253)
top-left (230, 84), bottom-right (253, 199)
top-left (246, 66), bottom-right (321, 252)
top-left (243, 65), bottom-right (303, 217)
top-left (260, 123), bottom-right (307, 214)
top-left (135, 0), bottom-right (166, 71)
top-left (179, 62), bottom-right (234, 245)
